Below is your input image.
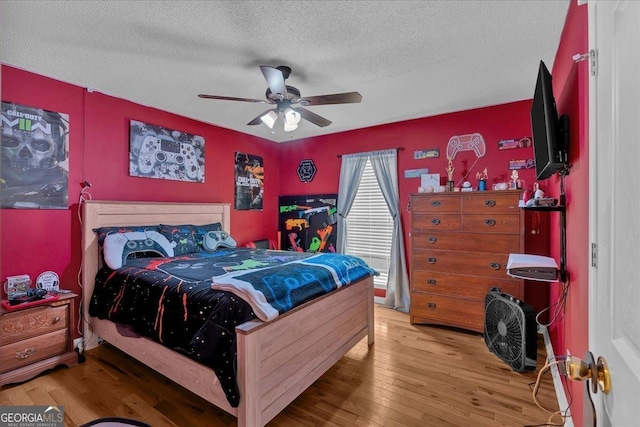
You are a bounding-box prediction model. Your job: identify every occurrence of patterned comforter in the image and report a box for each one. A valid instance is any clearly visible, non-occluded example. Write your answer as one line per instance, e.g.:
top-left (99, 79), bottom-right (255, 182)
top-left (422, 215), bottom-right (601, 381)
top-left (88, 248), bottom-right (376, 407)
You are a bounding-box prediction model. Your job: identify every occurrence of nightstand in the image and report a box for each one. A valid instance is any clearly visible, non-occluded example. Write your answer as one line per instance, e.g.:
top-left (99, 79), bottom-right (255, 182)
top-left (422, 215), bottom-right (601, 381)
top-left (0, 293), bottom-right (79, 386)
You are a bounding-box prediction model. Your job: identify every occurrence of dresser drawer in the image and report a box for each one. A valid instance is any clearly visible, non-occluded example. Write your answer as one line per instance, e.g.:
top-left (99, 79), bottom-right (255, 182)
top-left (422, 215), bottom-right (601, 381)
top-left (462, 214), bottom-right (521, 234)
top-left (0, 329), bottom-right (67, 373)
top-left (411, 195), bottom-right (460, 213)
top-left (411, 231), bottom-right (521, 253)
top-left (411, 270), bottom-right (522, 300)
top-left (0, 305), bottom-right (68, 346)
top-left (412, 249), bottom-right (511, 280)
top-left (411, 293), bottom-right (484, 332)
top-left (461, 192), bottom-right (521, 214)
top-left (411, 213), bottom-right (460, 231)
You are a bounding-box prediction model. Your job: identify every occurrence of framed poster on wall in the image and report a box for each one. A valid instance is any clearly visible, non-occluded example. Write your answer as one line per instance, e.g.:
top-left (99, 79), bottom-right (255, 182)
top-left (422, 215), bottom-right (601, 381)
top-left (235, 152), bottom-right (264, 210)
top-left (1, 101), bottom-right (69, 209)
top-left (129, 120), bottom-right (205, 183)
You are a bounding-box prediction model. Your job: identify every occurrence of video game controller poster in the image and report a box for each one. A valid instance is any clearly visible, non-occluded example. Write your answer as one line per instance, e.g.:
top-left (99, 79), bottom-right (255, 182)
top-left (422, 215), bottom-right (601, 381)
top-left (129, 120), bottom-right (205, 183)
top-left (235, 152), bottom-right (264, 210)
top-left (1, 101), bottom-right (70, 209)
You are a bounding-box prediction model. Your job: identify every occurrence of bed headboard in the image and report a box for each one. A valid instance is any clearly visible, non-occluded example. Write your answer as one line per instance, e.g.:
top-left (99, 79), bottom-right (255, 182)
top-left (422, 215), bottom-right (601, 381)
top-left (81, 200), bottom-right (231, 346)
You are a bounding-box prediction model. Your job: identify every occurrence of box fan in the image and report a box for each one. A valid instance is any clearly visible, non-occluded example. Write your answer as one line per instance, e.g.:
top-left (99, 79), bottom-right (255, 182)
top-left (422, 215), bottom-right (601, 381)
top-left (484, 289), bottom-right (537, 372)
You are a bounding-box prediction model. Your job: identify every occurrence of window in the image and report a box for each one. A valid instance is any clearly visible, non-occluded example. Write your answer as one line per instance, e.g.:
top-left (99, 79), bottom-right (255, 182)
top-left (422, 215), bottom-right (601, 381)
top-left (344, 159), bottom-right (393, 291)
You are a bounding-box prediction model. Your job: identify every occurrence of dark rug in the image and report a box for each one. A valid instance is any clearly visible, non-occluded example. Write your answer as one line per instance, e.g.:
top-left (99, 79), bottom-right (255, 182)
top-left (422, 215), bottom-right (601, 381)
top-left (80, 418), bottom-right (151, 427)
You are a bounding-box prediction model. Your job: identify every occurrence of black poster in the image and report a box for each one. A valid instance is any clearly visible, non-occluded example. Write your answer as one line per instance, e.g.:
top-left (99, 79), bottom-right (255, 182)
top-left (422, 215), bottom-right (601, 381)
top-left (1, 102), bottom-right (69, 209)
top-left (278, 194), bottom-right (338, 253)
top-left (235, 152), bottom-right (264, 210)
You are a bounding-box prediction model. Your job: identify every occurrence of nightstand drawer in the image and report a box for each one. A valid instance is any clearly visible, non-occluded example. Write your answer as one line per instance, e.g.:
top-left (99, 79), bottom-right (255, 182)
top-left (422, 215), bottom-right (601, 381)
top-left (0, 329), bottom-right (67, 373)
top-left (0, 305), bottom-right (68, 346)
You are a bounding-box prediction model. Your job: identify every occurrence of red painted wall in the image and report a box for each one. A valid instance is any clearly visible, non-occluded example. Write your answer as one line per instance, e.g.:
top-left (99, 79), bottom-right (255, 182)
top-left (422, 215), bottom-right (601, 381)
top-left (547, 1), bottom-right (590, 425)
top-left (1, 65), bottom-right (280, 298)
top-left (278, 102), bottom-right (549, 312)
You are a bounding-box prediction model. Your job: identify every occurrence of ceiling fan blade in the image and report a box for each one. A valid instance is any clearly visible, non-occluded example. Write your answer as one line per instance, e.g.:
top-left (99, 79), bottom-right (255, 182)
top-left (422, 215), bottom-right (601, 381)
top-left (295, 107), bottom-right (332, 127)
top-left (260, 65), bottom-right (288, 99)
top-left (297, 91), bottom-right (362, 106)
top-left (247, 109), bottom-right (277, 126)
top-left (198, 94), bottom-right (269, 103)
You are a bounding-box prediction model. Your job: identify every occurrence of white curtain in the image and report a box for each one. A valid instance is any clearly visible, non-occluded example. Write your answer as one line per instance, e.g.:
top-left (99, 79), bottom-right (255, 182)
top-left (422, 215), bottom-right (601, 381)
top-left (337, 149), bottom-right (410, 312)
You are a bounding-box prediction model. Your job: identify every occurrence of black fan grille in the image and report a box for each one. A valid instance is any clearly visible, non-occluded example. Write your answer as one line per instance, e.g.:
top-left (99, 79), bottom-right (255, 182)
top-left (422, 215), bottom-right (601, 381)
top-left (484, 297), bottom-right (526, 370)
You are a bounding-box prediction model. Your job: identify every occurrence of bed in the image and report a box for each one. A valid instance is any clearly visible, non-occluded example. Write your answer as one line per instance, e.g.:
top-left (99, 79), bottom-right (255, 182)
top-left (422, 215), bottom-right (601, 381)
top-left (81, 200), bottom-right (375, 427)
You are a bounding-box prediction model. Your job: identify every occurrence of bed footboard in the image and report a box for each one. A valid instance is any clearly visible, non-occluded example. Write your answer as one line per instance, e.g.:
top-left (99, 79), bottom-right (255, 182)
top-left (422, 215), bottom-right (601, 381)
top-left (236, 275), bottom-right (374, 427)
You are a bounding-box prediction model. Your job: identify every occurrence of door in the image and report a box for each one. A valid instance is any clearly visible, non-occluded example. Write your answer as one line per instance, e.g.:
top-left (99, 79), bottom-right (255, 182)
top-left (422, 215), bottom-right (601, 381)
top-left (589, 1), bottom-right (640, 425)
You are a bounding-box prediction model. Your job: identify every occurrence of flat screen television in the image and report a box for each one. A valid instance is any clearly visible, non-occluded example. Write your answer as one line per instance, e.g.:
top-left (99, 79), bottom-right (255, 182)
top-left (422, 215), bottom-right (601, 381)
top-left (530, 60), bottom-right (569, 180)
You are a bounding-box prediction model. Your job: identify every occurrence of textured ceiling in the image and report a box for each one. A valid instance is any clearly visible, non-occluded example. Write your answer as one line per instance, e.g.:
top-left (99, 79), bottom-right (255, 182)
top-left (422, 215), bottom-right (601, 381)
top-left (1, 1), bottom-right (569, 143)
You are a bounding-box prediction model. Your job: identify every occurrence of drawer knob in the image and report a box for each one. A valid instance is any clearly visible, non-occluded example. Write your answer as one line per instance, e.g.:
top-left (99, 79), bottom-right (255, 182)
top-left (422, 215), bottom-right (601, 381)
top-left (489, 262), bottom-right (501, 270)
top-left (427, 257), bottom-right (437, 264)
top-left (427, 303), bottom-right (437, 310)
top-left (484, 219), bottom-right (496, 226)
top-left (427, 236), bottom-right (437, 243)
top-left (484, 200), bottom-right (496, 207)
top-left (431, 200), bottom-right (441, 207)
top-left (52, 316), bottom-right (61, 324)
top-left (427, 279), bottom-right (437, 285)
top-left (431, 219), bottom-right (441, 225)
top-left (15, 347), bottom-right (36, 359)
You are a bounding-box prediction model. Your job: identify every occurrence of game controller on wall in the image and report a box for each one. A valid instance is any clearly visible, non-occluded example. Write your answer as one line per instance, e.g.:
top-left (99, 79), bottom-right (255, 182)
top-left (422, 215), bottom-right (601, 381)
top-left (137, 133), bottom-right (199, 179)
top-left (446, 133), bottom-right (487, 159)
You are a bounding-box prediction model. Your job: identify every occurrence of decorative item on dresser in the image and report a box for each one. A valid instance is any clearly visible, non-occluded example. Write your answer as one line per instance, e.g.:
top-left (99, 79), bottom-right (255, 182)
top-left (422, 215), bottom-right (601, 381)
top-left (409, 191), bottom-right (527, 333)
top-left (0, 293), bottom-right (79, 386)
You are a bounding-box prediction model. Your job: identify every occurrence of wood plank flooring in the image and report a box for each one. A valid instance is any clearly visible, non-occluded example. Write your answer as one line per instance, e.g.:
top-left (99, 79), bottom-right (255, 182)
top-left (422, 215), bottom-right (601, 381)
top-left (0, 305), bottom-right (559, 426)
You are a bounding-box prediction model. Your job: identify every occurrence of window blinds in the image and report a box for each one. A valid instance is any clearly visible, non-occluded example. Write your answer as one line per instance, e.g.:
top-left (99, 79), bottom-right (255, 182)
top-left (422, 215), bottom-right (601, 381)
top-left (345, 159), bottom-right (393, 289)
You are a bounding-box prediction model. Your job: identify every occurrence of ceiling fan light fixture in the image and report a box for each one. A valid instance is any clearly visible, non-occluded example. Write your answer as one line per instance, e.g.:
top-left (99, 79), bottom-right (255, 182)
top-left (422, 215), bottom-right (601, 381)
top-left (284, 108), bottom-right (301, 126)
top-left (260, 110), bottom-right (278, 129)
top-left (283, 121), bottom-right (298, 132)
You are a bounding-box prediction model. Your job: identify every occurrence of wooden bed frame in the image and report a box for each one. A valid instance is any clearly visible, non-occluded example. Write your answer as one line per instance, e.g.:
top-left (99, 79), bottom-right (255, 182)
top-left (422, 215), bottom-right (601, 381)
top-left (81, 200), bottom-right (374, 426)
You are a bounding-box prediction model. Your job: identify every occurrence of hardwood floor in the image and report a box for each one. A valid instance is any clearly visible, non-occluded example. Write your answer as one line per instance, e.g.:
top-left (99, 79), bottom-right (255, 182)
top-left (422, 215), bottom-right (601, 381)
top-left (0, 305), bottom-right (559, 426)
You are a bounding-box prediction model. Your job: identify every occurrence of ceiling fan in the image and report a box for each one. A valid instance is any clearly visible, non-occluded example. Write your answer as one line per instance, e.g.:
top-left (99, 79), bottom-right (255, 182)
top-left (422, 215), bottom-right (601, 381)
top-left (198, 65), bottom-right (362, 132)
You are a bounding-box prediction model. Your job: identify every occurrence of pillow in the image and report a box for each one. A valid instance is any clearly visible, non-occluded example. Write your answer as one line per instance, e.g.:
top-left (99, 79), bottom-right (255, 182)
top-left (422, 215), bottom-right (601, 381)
top-left (93, 225), bottom-right (161, 250)
top-left (103, 231), bottom-right (175, 269)
top-left (159, 222), bottom-right (222, 255)
top-left (202, 230), bottom-right (237, 251)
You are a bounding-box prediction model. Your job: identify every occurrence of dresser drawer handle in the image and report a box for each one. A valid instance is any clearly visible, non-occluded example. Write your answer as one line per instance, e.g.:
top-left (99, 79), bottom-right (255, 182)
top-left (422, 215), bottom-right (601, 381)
top-left (484, 200), bottom-right (496, 207)
top-left (484, 219), bottom-right (496, 226)
top-left (431, 219), bottom-right (441, 225)
top-left (427, 236), bottom-right (437, 243)
top-left (426, 303), bottom-right (437, 310)
top-left (427, 279), bottom-right (437, 285)
top-left (489, 262), bottom-right (501, 270)
top-left (427, 257), bottom-right (437, 264)
top-left (15, 347), bottom-right (36, 359)
top-left (52, 316), bottom-right (61, 324)
top-left (431, 200), bottom-right (441, 207)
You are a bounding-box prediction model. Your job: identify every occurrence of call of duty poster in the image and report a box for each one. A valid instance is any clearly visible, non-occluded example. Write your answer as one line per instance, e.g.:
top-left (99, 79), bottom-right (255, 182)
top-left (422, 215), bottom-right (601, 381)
top-left (234, 152), bottom-right (263, 210)
top-left (1, 102), bottom-right (69, 209)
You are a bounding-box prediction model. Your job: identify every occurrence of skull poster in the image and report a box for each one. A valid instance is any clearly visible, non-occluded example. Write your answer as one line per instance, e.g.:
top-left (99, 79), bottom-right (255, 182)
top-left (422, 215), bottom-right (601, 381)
top-left (234, 152), bottom-right (263, 210)
top-left (1, 102), bottom-right (69, 209)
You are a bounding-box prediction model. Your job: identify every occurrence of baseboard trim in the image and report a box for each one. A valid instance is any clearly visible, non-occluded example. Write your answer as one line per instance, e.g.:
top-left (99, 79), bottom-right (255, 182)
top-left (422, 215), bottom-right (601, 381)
top-left (540, 325), bottom-right (574, 427)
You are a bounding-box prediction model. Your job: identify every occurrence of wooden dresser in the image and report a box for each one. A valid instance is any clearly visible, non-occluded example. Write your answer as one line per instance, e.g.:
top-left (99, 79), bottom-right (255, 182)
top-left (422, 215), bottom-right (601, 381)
top-left (410, 191), bottom-right (525, 333)
top-left (0, 293), bottom-right (79, 385)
